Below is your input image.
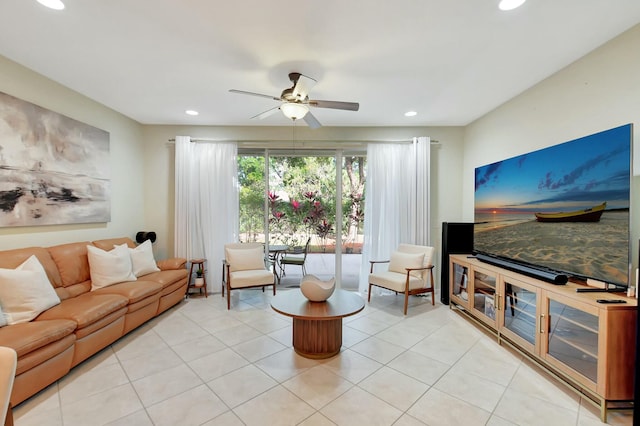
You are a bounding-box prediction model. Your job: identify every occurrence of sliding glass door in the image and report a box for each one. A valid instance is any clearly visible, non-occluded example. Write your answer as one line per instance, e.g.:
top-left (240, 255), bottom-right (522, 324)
top-left (238, 149), bottom-right (365, 291)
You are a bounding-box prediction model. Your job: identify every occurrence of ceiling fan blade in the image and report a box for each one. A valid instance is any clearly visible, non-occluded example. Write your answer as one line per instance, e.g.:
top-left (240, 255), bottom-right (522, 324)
top-left (308, 100), bottom-right (359, 111)
top-left (291, 73), bottom-right (317, 101)
top-left (229, 89), bottom-right (280, 101)
top-left (303, 111), bottom-right (322, 129)
top-left (251, 105), bottom-right (281, 120)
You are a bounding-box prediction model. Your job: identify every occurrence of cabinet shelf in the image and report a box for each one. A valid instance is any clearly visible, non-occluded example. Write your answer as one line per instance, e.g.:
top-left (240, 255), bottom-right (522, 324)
top-left (554, 313), bottom-right (598, 335)
top-left (509, 304), bottom-right (536, 321)
top-left (550, 334), bottom-right (598, 360)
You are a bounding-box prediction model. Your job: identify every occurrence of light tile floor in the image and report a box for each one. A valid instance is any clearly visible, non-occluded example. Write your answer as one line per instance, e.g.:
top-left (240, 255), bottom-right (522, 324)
top-left (14, 289), bottom-right (633, 426)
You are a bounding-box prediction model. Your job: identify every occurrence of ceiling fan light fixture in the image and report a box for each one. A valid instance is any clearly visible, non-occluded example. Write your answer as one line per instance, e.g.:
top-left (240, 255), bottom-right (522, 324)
top-left (281, 102), bottom-right (309, 120)
top-left (37, 0), bottom-right (65, 10)
top-left (498, 0), bottom-right (526, 11)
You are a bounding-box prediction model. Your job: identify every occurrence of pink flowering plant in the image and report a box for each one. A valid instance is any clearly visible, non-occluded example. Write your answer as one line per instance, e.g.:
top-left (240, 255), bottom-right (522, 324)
top-left (268, 189), bottom-right (334, 251)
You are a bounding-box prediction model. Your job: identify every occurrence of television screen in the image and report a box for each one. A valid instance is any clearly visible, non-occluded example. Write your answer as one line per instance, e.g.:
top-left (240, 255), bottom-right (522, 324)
top-left (474, 124), bottom-right (632, 287)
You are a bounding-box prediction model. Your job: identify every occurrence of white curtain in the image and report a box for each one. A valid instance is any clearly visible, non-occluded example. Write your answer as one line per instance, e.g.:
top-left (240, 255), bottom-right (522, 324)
top-left (174, 136), bottom-right (239, 288)
top-left (358, 136), bottom-right (431, 294)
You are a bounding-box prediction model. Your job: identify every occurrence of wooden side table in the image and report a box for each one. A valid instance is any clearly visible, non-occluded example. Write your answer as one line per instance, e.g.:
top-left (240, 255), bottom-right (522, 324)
top-left (186, 258), bottom-right (208, 298)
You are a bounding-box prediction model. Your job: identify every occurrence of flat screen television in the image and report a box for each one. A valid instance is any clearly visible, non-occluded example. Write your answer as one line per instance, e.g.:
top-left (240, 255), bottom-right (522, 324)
top-left (474, 124), bottom-right (632, 287)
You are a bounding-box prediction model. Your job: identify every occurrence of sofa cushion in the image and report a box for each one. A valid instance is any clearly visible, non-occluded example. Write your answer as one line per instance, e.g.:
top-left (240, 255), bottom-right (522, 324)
top-left (87, 245), bottom-right (137, 290)
top-left (0, 255), bottom-right (61, 324)
top-left (36, 292), bottom-right (128, 330)
top-left (0, 319), bottom-right (76, 359)
top-left (47, 242), bottom-right (92, 288)
top-left (139, 269), bottom-right (188, 290)
top-left (0, 247), bottom-right (63, 288)
top-left (92, 280), bottom-right (163, 305)
top-left (92, 237), bottom-right (135, 251)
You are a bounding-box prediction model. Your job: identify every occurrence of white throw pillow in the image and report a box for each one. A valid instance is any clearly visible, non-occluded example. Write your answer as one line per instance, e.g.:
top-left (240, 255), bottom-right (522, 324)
top-left (388, 251), bottom-right (425, 278)
top-left (87, 245), bottom-right (137, 290)
top-left (0, 255), bottom-right (61, 324)
top-left (120, 240), bottom-right (160, 277)
top-left (226, 247), bottom-right (265, 272)
top-left (0, 305), bottom-right (6, 327)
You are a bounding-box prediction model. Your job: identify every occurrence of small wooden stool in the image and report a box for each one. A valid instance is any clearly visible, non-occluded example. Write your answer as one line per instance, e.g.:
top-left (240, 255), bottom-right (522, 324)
top-left (187, 259), bottom-right (208, 297)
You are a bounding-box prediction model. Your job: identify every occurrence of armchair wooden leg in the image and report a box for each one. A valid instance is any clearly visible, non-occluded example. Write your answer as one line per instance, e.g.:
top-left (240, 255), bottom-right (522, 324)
top-left (221, 263), bottom-right (225, 297)
top-left (403, 290), bottom-right (409, 315)
top-left (430, 270), bottom-right (435, 305)
top-left (367, 283), bottom-right (372, 302)
top-left (226, 283), bottom-right (231, 310)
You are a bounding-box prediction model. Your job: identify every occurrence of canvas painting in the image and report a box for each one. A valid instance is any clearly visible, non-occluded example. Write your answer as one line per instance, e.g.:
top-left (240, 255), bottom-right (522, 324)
top-left (0, 91), bottom-right (110, 227)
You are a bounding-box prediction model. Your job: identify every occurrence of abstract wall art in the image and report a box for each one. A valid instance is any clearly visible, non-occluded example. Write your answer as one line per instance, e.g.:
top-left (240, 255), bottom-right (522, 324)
top-left (0, 91), bottom-right (110, 227)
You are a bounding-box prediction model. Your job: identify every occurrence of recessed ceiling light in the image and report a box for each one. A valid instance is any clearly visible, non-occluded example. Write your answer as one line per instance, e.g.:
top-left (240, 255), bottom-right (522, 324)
top-left (404, 111), bottom-right (417, 117)
top-left (499, 0), bottom-right (526, 11)
top-left (37, 0), bottom-right (65, 10)
top-left (185, 110), bottom-right (199, 116)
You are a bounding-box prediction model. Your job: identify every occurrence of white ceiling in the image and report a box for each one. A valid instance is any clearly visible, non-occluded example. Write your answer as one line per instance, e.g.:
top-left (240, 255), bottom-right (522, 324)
top-left (0, 1), bottom-right (639, 128)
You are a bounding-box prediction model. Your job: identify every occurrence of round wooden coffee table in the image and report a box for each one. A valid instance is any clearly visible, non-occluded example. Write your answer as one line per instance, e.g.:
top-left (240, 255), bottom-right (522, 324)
top-left (271, 289), bottom-right (365, 359)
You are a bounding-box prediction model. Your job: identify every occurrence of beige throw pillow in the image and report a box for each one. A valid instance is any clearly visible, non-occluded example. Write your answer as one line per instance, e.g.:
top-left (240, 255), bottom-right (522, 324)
top-left (0, 255), bottom-right (61, 324)
top-left (119, 240), bottom-right (160, 277)
top-left (88, 245), bottom-right (137, 290)
top-left (388, 251), bottom-right (425, 278)
top-left (226, 247), bottom-right (265, 272)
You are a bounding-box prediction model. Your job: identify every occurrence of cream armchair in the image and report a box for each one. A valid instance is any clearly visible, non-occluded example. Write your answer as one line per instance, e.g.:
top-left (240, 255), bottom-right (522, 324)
top-left (222, 243), bottom-right (276, 310)
top-left (368, 244), bottom-right (435, 315)
top-left (0, 347), bottom-right (16, 426)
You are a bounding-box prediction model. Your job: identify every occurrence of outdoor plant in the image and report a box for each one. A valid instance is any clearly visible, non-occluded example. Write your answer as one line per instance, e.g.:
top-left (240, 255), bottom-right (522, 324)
top-left (238, 155), bottom-right (365, 252)
top-left (315, 219), bottom-right (334, 252)
top-left (268, 189), bottom-right (334, 251)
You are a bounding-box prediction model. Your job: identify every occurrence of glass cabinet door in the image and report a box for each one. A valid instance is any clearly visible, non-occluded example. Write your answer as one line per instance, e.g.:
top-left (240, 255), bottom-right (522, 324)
top-left (451, 262), bottom-right (469, 306)
top-left (546, 298), bottom-right (599, 383)
top-left (472, 268), bottom-right (497, 324)
top-left (500, 278), bottom-right (538, 352)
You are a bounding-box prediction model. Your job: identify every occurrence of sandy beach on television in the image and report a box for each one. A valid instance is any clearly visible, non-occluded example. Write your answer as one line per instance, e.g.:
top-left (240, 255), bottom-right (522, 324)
top-left (474, 210), bottom-right (629, 285)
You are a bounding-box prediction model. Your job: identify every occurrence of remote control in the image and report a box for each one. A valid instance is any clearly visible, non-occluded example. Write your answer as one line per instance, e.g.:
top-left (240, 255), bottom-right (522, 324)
top-left (596, 299), bottom-right (627, 304)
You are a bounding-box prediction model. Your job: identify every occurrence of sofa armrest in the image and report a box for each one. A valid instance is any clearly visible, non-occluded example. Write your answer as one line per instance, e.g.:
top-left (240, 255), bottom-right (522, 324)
top-left (157, 257), bottom-right (187, 271)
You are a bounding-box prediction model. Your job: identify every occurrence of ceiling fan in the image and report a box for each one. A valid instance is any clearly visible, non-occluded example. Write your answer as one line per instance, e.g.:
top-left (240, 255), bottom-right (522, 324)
top-left (229, 72), bottom-right (359, 129)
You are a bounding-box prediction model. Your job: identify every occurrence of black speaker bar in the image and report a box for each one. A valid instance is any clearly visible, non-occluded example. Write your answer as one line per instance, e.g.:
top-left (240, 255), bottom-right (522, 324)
top-left (476, 253), bottom-right (568, 285)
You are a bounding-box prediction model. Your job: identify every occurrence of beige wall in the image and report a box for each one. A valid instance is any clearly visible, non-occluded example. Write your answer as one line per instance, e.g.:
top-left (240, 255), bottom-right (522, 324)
top-left (464, 24), bottom-right (640, 276)
top-left (141, 125), bottom-right (466, 260)
top-left (0, 56), bottom-right (146, 250)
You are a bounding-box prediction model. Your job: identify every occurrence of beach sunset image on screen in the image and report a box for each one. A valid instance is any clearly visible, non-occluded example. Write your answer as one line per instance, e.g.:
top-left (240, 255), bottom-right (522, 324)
top-left (474, 124), bottom-right (632, 286)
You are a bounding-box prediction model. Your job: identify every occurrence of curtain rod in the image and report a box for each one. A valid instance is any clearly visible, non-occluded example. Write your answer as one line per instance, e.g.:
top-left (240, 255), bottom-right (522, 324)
top-left (167, 137), bottom-right (440, 144)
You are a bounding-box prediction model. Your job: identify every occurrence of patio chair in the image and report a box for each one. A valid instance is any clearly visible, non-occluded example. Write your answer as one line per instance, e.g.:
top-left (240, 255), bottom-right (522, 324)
top-left (280, 237), bottom-right (311, 276)
top-left (368, 244), bottom-right (435, 315)
top-left (222, 243), bottom-right (276, 309)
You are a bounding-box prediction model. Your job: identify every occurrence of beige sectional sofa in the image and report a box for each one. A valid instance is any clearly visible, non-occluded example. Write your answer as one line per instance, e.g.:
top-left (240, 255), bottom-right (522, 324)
top-left (0, 237), bottom-right (188, 406)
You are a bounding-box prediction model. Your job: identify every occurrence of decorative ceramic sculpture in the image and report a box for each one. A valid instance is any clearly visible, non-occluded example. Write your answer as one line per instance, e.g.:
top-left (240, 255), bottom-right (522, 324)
top-left (300, 274), bottom-right (336, 302)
